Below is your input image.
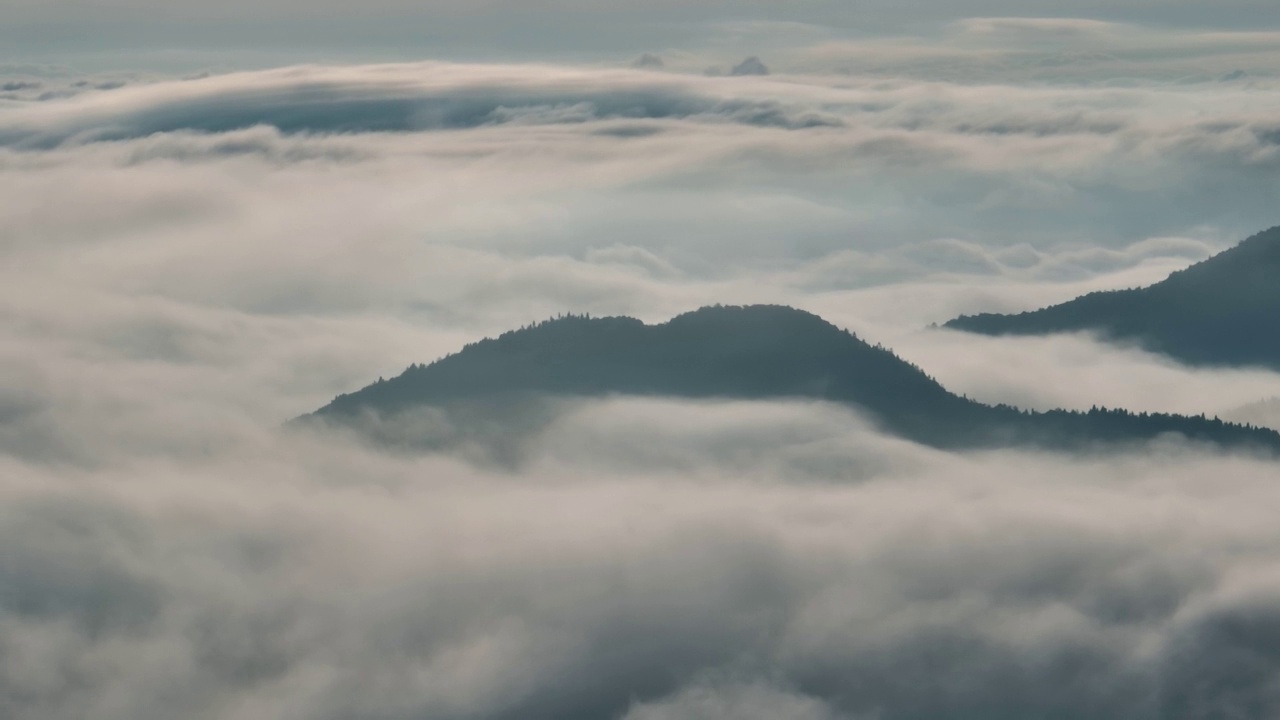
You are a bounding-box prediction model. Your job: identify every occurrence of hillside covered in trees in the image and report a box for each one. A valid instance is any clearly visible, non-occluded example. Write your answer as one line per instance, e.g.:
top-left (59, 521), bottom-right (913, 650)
top-left (944, 226), bottom-right (1280, 370)
top-left (304, 305), bottom-right (1280, 454)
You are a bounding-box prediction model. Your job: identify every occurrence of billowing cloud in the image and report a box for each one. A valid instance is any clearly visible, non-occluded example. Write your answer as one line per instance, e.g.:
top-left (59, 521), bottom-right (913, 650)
top-left (4, 60), bottom-right (1280, 426)
top-left (4, 41), bottom-right (1280, 720)
top-left (5, 397), bottom-right (1280, 720)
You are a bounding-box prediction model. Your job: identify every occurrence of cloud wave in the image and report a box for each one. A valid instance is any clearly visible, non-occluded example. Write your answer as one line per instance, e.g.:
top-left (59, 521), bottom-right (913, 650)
top-left (5, 399), bottom-right (1280, 719)
top-left (4, 54), bottom-right (1280, 720)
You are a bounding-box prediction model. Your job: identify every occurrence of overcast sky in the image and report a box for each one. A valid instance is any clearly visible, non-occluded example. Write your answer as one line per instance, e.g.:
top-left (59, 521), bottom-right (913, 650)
top-left (9, 0), bottom-right (1280, 67)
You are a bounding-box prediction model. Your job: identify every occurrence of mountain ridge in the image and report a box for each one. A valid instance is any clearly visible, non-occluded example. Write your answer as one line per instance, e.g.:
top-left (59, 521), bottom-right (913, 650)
top-left (944, 226), bottom-right (1280, 370)
top-left (304, 305), bottom-right (1280, 455)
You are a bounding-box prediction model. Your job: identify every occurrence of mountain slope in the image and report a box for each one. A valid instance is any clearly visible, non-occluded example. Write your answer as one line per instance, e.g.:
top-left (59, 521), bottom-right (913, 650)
top-left (944, 226), bottom-right (1280, 370)
top-left (304, 305), bottom-right (1280, 454)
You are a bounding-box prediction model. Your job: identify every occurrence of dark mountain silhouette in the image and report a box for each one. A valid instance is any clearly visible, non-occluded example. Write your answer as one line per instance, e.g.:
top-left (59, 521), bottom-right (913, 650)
top-left (944, 226), bottom-right (1280, 370)
top-left (729, 57), bottom-right (770, 76)
top-left (303, 305), bottom-right (1280, 454)
top-left (631, 53), bottom-right (665, 70)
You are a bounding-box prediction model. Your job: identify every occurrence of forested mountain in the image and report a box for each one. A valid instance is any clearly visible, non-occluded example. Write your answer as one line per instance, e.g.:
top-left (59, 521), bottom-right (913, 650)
top-left (304, 305), bottom-right (1280, 454)
top-left (944, 226), bottom-right (1280, 370)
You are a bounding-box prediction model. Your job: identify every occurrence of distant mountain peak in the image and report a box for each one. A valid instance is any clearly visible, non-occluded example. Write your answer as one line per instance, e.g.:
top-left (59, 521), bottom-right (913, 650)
top-left (631, 53), bottom-right (665, 70)
top-left (729, 57), bottom-right (770, 76)
top-left (944, 226), bottom-right (1280, 370)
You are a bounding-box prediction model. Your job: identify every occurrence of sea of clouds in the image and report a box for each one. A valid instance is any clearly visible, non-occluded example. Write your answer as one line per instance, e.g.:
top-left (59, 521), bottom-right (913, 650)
top-left (4, 19), bottom-right (1280, 718)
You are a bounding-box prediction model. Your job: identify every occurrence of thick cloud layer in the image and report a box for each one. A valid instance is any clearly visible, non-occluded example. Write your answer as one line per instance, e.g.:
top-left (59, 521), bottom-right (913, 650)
top-left (3, 60), bottom-right (1279, 412)
top-left (6, 62), bottom-right (1280, 251)
top-left (5, 45), bottom-right (1280, 719)
top-left (6, 399), bottom-right (1280, 720)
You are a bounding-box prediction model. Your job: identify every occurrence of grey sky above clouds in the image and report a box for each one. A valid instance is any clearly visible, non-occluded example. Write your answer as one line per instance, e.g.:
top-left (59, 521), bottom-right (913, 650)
top-left (5, 2), bottom-right (1280, 718)
top-left (8, 0), bottom-right (1280, 66)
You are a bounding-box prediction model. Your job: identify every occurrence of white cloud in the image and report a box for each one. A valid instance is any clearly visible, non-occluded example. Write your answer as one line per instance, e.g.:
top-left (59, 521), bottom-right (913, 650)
top-left (4, 397), bottom-right (1280, 719)
top-left (2, 53), bottom-right (1280, 719)
top-left (4, 61), bottom-right (1280, 423)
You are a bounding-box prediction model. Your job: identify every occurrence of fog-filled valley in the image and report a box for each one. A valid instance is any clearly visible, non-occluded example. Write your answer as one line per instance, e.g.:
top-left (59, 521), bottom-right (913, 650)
top-left (9, 397), bottom-right (1280, 720)
top-left (6, 11), bottom-right (1280, 717)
